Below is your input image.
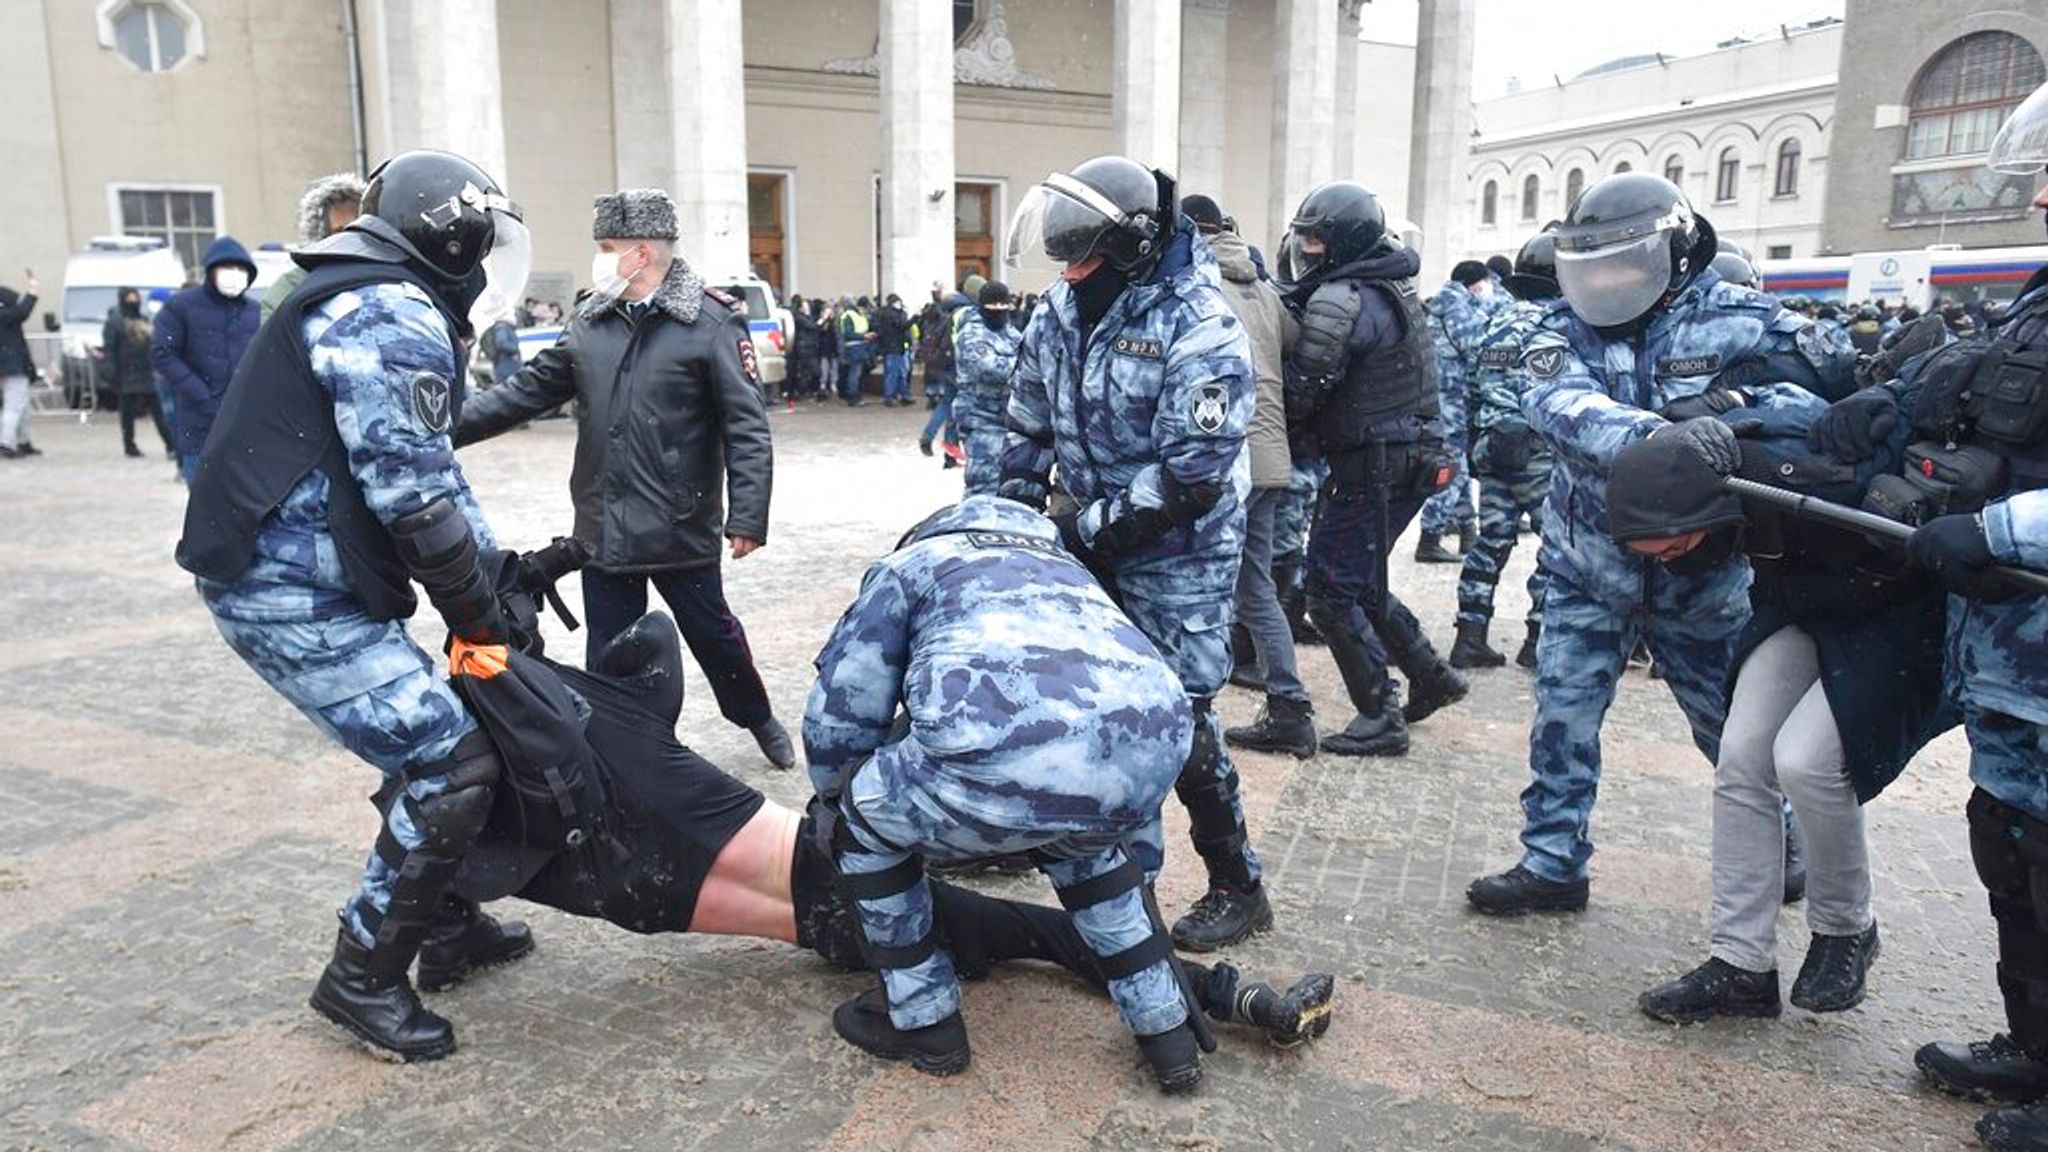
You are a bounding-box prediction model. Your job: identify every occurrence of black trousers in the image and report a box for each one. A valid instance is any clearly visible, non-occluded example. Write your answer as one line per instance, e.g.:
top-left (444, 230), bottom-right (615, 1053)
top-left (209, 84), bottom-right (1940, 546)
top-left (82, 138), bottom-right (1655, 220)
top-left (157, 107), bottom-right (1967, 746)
top-left (119, 392), bottom-right (172, 454)
top-left (581, 564), bottom-right (773, 730)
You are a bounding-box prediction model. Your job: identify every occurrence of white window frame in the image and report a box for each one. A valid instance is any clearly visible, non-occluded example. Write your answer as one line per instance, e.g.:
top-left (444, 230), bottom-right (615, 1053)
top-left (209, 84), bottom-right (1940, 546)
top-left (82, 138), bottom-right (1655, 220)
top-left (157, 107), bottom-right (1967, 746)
top-left (95, 0), bottom-right (207, 73)
top-left (106, 182), bottom-right (227, 273)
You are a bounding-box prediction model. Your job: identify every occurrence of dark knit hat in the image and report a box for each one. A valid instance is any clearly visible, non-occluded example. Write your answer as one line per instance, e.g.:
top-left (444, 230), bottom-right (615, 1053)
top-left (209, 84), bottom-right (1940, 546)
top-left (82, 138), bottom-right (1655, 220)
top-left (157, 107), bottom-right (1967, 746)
top-left (1452, 259), bottom-right (1491, 287)
top-left (978, 280), bottom-right (1014, 309)
top-left (1486, 254), bottom-right (1513, 280)
top-left (1179, 194), bottom-right (1226, 233)
top-left (592, 188), bottom-right (678, 241)
top-left (1607, 433), bottom-right (1747, 544)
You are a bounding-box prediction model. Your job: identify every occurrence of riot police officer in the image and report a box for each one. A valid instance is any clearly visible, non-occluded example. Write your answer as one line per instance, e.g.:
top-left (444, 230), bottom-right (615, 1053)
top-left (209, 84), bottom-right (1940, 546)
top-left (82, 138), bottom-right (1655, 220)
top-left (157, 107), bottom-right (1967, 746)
top-left (951, 280), bottom-right (1021, 496)
top-left (1000, 155), bottom-right (1272, 951)
top-left (1880, 81), bottom-right (2048, 1152)
top-left (1466, 172), bottom-right (1854, 916)
top-left (1448, 228), bottom-right (1560, 671)
top-left (178, 150), bottom-right (534, 1060)
top-left (1280, 181), bottom-right (1468, 758)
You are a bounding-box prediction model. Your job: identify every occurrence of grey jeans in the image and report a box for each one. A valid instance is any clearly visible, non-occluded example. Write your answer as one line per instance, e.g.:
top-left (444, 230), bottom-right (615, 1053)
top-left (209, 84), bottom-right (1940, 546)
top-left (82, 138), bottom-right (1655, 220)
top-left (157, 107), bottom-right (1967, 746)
top-left (1232, 486), bottom-right (1306, 702)
top-left (0, 374), bottom-right (27, 449)
top-left (1710, 625), bottom-right (1873, 973)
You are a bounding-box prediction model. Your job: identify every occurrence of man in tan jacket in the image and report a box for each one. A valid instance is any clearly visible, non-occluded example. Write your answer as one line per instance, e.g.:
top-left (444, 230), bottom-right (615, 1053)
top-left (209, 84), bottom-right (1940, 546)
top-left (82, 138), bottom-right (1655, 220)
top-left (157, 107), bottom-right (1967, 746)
top-left (1180, 196), bottom-right (1313, 758)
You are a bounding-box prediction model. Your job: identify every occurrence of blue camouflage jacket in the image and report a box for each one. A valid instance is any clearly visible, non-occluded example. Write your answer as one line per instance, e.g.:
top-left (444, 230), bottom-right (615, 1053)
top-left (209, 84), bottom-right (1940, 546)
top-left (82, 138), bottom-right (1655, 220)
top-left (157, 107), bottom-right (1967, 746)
top-left (951, 307), bottom-right (1021, 436)
top-left (802, 496), bottom-right (1193, 810)
top-left (202, 281), bottom-right (496, 622)
top-left (1470, 297), bottom-right (1551, 440)
top-left (1426, 281), bottom-right (1489, 400)
top-left (1000, 224), bottom-right (1254, 575)
top-left (1520, 270), bottom-right (1855, 606)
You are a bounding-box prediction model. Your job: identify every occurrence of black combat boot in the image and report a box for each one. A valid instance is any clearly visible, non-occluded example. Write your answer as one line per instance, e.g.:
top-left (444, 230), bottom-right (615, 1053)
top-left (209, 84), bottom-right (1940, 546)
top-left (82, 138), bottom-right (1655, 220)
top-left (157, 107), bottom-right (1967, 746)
top-left (1918, 1035), bottom-right (2048, 1106)
top-left (1171, 885), bottom-right (1273, 952)
top-left (1377, 607), bottom-right (1468, 724)
top-left (1466, 865), bottom-right (1589, 916)
top-left (1224, 695), bottom-right (1317, 758)
top-left (1400, 660), bottom-right (1469, 724)
top-left (1413, 533), bottom-right (1458, 564)
top-left (1136, 1022), bottom-right (1204, 1094)
top-left (1789, 922), bottom-right (1879, 1012)
top-left (1638, 958), bottom-right (1782, 1024)
top-left (1319, 703), bottom-right (1408, 757)
top-left (417, 896), bottom-right (535, 993)
top-left (1515, 621), bottom-right (1541, 669)
top-left (832, 986), bottom-right (972, 1076)
top-left (1457, 521), bottom-right (1477, 555)
top-left (309, 920), bottom-right (457, 1062)
top-left (1448, 621), bottom-right (1507, 669)
top-left (1982, 1102), bottom-right (2048, 1151)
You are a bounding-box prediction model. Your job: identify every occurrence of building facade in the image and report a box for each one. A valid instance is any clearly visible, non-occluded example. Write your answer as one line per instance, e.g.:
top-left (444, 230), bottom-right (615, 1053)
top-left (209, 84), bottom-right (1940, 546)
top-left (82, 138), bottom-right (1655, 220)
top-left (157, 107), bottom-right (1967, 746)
top-left (1461, 20), bottom-right (1840, 267)
top-left (1822, 0), bottom-right (2047, 255)
top-left (1, 0), bottom-right (1426, 317)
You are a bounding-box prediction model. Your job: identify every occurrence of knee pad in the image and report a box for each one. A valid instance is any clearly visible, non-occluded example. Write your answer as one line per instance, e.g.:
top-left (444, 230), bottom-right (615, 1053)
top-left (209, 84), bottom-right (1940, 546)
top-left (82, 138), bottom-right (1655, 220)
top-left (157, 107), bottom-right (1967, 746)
top-left (1972, 789), bottom-right (2039, 905)
top-left (1305, 593), bottom-right (1350, 634)
top-left (409, 730), bottom-right (502, 857)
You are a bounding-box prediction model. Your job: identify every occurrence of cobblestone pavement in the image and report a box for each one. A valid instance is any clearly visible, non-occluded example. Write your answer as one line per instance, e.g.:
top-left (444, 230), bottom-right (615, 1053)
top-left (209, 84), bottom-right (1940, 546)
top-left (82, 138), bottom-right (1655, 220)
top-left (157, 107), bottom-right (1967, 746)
top-left (0, 402), bottom-right (2003, 1151)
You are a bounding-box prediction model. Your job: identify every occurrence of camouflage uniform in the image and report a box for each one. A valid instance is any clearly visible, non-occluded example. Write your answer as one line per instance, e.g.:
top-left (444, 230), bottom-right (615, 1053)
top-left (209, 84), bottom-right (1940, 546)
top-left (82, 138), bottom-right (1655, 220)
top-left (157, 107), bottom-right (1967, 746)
top-left (999, 224), bottom-right (1261, 894)
top-left (951, 306), bottom-right (1021, 498)
top-left (199, 281), bottom-right (495, 943)
top-left (1456, 298), bottom-right (1553, 630)
top-left (1512, 272), bottom-right (1854, 882)
top-left (803, 497), bottom-right (1193, 1037)
top-left (1420, 283), bottom-right (1488, 537)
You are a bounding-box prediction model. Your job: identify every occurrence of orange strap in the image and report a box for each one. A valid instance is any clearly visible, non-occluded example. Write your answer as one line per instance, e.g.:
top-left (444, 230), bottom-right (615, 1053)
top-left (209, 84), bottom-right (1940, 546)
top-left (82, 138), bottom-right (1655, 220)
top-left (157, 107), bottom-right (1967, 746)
top-left (448, 638), bottom-right (512, 680)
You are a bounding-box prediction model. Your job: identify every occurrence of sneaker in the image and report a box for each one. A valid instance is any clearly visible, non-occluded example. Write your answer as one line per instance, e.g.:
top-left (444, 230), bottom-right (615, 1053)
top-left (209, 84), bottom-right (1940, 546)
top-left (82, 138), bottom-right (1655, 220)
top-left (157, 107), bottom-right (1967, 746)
top-left (1789, 923), bottom-right (1879, 1012)
top-left (832, 986), bottom-right (971, 1076)
top-left (1262, 973), bottom-right (1337, 1048)
top-left (1414, 534), bottom-right (1458, 564)
top-left (1170, 885), bottom-right (1273, 953)
top-left (1918, 1035), bottom-right (2048, 1106)
top-left (0, 445), bottom-right (17, 460)
top-left (1638, 957), bottom-right (1782, 1024)
top-left (752, 717), bottom-right (797, 770)
top-left (1465, 865), bottom-right (1589, 916)
top-left (18, 442), bottom-right (41, 456)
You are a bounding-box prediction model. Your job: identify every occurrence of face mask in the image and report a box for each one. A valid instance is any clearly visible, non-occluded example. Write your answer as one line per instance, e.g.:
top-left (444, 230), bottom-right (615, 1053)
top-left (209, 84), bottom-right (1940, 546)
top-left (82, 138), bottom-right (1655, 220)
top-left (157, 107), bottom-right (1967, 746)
top-left (212, 268), bottom-right (251, 298)
top-left (119, 297), bottom-right (141, 317)
top-left (590, 249), bottom-right (637, 302)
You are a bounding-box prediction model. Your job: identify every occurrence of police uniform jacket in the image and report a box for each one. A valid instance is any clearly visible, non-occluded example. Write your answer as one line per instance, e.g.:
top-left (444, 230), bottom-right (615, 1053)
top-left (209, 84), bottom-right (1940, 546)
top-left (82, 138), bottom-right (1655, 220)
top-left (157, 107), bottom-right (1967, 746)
top-left (458, 260), bottom-right (773, 573)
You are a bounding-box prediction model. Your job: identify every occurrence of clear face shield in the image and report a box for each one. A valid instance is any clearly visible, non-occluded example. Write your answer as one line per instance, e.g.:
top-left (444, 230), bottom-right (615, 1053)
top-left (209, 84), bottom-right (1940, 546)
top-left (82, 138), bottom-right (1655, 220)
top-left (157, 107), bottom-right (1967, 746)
top-left (1991, 82), bottom-right (2048, 176)
top-left (469, 211), bottom-right (532, 332)
top-left (1005, 173), bottom-right (1125, 290)
top-left (1554, 210), bottom-right (1684, 328)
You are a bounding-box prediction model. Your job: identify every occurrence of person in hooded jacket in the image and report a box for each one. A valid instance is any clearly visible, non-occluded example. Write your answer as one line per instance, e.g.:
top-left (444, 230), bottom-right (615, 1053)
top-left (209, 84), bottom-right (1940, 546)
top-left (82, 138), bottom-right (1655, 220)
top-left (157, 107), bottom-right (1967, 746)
top-left (152, 236), bottom-right (261, 480)
top-left (105, 288), bottom-right (172, 459)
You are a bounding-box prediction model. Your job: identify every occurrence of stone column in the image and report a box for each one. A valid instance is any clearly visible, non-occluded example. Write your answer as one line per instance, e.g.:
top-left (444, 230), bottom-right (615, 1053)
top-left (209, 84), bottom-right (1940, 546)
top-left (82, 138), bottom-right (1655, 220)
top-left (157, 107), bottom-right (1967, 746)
top-left (1177, 0), bottom-right (1229, 198)
top-left (880, 0), bottom-right (956, 300)
top-left (1269, 0), bottom-right (1337, 238)
top-left (1114, 0), bottom-right (1181, 169)
top-left (667, 0), bottom-right (750, 273)
top-left (1405, 0), bottom-right (1475, 284)
top-left (407, 0), bottom-right (508, 183)
top-left (609, 0), bottom-right (674, 190)
top-left (1333, 0), bottom-right (1364, 179)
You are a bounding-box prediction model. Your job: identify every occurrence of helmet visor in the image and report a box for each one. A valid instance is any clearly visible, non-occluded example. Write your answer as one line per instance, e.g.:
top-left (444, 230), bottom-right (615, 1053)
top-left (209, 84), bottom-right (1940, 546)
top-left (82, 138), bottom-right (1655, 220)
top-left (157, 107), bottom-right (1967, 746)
top-left (1005, 174), bottom-right (1123, 284)
top-left (1990, 82), bottom-right (2048, 175)
top-left (1554, 231), bottom-right (1671, 328)
top-left (469, 212), bottom-right (532, 331)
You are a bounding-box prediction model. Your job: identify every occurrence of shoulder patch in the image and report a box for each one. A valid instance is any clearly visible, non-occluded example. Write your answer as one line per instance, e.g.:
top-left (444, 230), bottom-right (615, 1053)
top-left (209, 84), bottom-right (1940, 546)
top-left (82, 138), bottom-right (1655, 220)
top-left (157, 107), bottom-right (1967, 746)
top-left (1795, 322), bottom-right (1828, 365)
top-left (1191, 383), bottom-right (1230, 434)
top-left (410, 371), bottom-right (453, 434)
top-left (1112, 336), bottom-right (1164, 359)
top-left (1656, 353), bottom-right (1722, 377)
top-left (1523, 346), bottom-right (1566, 380)
top-left (737, 338), bottom-right (761, 385)
top-left (703, 286), bottom-right (740, 310)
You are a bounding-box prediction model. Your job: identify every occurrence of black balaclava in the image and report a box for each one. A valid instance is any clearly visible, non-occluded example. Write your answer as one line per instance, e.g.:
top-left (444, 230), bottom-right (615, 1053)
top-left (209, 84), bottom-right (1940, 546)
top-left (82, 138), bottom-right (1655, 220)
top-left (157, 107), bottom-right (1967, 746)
top-left (118, 292), bottom-right (142, 318)
top-left (1071, 261), bottom-right (1125, 331)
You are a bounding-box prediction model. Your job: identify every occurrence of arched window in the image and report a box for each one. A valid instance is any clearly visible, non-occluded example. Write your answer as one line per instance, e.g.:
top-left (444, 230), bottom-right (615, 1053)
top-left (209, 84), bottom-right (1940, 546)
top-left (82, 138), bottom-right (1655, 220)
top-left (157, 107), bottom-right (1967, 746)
top-left (1774, 139), bottom-right (1802, 196)
top-left (1564, 168), bottom-right (1585, 208)
top-left (1614, 161), bottom-right (1633, 175)
top-left (1663, 155), bottom-right (1685, 186)
top-left (1481, 180), bottom-right (1498, 226)
top-left (1906, 31), bottom-right (2046, 159)
top-left (1520, 174), bottom-right (1539, 221)
top-left (1715, 148), bottom-right (1741, 202)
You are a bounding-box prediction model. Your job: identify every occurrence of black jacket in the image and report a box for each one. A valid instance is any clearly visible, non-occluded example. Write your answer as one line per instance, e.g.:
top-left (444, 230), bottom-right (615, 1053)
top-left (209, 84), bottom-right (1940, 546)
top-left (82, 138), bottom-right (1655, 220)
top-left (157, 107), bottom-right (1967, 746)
top-left (873, 305), bottom-right (911, 354)
top-left (1284, 244), bottom-right (1439, 458)
top-left (102, 308), bottom-right (156, 396)
top-left (792, 309), bottom-right (823, 360)
top-left (457, 262), bottom-right (774, 572)
top-left (0, 288), bottom-right (36, 378)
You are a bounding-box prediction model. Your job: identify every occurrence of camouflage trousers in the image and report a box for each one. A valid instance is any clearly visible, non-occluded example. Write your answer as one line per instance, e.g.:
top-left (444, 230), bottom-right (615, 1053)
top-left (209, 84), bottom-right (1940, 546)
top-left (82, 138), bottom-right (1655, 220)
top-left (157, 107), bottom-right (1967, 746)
top-left (1455, 464), bottom-right (1551, 629)
top-left (207, 606), bottom-right (477, 944)
top-left (1420, 386), bottom-right (1475, 536)
top-left (1272, 460), bottom-right (1325, 565)
top-left (962, 423), bottom-right (1006, 498)
top-left (1518, 573), bottom-right (1745, 882)
top-left (1965, 704), bottom-right (2048, 823)
top-left (835, 738), bottom-right (1185, 1036)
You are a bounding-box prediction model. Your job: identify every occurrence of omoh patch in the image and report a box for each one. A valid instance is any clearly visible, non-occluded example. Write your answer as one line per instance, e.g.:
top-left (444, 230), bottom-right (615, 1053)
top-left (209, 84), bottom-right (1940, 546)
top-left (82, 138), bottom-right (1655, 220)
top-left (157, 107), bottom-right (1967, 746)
top-left (1112, 336), bottom-right (1164, 359)
top-left (410, 371), bottom-right (452, 434)
top-left (1524, 346), bottom-right (1566, 380)
top-left (1191, 383), bottom-right (1229, 434)
top-left (737, 338), bottom-right (761, 385)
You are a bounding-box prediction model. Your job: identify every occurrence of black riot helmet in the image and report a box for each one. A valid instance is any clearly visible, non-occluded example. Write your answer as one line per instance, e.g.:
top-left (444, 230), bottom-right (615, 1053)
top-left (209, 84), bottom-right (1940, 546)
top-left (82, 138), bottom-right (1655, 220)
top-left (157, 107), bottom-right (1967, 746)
top-left (301, 149), bottom-right (531, 330)
top-left (1007, 155), bottom-right (1177, 281)
top-left (1501, 226), bottom-right (1561, 300)
top-left (1283, 181), bottom-right (1387, 280)
top-left (1710, 240), bottom-right (1758, 289)
top-left (1552, 173), bottom-right (1716, 328)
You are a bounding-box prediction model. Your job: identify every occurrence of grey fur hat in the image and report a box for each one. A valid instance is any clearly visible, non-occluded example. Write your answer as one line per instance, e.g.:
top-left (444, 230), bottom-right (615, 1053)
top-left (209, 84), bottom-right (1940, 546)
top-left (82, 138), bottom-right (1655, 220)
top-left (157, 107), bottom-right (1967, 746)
top-left (297, 173), bottom-right (368, 243)
top-left (592, 188), bottom-right (679, 241)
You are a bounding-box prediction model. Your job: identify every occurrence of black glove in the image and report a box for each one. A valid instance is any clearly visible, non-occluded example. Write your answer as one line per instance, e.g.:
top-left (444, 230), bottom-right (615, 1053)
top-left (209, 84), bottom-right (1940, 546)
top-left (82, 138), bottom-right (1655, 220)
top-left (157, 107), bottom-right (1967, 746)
top-left (1907, 513), bottom-right (1995, 594)
top-left (1651, 416), bottom-right (1741, 476)
top-left (1808, 387), bottom-right (1899, 463)
top-left (1660, 388), bottom-right (1747, 424)
top-left (1050, 509), bottom-right (1093, 564)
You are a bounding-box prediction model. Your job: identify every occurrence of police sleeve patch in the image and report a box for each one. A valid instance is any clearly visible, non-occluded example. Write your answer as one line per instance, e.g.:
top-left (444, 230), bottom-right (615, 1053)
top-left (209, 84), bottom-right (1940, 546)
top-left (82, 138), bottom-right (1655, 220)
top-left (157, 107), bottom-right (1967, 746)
top-left (1191, 383), bottom-right (1229, 435)
top-left (410, 371), bottom-right (453, 434)
top-left (1524, 346), bottom-right (1566, 380)
top-left (1795, 322), bottom-right (1828, 366)
top-left (737, 338), bottom-right (761, 385)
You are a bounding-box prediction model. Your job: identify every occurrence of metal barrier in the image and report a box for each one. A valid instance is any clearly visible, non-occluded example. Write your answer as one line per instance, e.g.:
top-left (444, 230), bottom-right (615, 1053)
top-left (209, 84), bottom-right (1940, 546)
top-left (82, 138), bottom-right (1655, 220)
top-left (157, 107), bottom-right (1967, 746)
top-left (24, 332), bottom-right (99, 423)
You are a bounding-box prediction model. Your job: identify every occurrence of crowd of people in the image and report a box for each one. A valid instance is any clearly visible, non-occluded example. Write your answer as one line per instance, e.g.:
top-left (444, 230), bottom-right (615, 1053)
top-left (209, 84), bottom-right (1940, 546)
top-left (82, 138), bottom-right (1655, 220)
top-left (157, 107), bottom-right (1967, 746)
top-left (12, 70), bottom-right (2042, 1148)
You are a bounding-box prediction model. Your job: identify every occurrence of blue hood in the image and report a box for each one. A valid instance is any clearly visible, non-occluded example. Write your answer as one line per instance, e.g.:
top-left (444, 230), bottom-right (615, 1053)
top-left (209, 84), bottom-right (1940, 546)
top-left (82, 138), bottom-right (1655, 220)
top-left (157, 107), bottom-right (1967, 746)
top-left (203, 235), bottom-right (257, 275)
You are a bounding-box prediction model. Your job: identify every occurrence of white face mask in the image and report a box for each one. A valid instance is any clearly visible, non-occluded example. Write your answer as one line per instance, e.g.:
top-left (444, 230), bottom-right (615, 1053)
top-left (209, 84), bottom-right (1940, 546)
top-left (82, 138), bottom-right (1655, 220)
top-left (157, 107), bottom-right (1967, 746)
top-left (213, 267), bottom-right (251, 298)
top-left (590, 249), bottom-right (637, 302)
